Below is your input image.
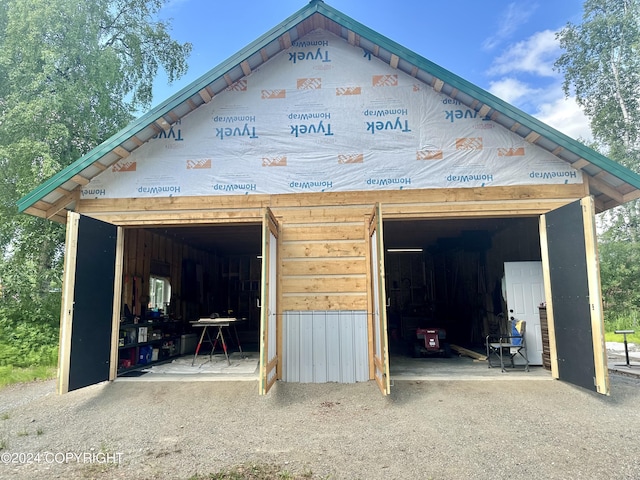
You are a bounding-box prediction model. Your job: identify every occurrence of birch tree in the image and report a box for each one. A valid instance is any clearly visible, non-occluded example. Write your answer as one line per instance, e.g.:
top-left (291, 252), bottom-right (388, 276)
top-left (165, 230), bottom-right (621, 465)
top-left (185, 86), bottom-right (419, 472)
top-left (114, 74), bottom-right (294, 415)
top-left (0, 0), bottom-right (191, 365)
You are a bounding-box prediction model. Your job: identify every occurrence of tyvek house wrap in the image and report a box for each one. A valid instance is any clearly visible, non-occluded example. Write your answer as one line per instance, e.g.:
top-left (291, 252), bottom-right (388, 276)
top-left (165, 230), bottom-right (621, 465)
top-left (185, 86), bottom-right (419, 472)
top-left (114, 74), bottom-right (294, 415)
top-left (81, 30), bottom-right (581, 200)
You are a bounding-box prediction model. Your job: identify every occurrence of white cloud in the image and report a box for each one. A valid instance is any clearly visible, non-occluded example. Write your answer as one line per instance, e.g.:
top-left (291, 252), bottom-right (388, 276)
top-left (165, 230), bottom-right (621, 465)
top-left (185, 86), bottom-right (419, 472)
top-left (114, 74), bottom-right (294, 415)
top-left (534, 96), bottom-right (593, 142)
top-left (483, 2), bottom-right (539, 51)
top-left (488, 30), bottom-right (561, 77)
top-left (488, 79), bottom-right (593, 141)
top-left (488, 77), bottom-right (540, 104)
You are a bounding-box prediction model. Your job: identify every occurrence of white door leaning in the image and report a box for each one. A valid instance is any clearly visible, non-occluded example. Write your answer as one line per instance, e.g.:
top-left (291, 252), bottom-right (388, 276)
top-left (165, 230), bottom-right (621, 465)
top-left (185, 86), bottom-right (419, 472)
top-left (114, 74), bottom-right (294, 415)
top-left (504, 262), bottom-right (545, 366)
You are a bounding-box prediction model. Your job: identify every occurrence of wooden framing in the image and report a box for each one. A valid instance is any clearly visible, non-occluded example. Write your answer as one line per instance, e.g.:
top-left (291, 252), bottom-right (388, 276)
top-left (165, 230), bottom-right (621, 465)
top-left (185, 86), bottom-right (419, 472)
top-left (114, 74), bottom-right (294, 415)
top-left (76, 184), bottom-right (587, 223)
top-left (259, 207), bottom-right (280, 395)
top-left (538, 214), bottom-right (559, 379)
top-left (109, 227), bottom-right (124, 381)
top-left (581, 197), bottom-right (609, 394)
top-left (50, 179), bottom-right (613, 395)
top-left (368, 204), bottom-right (390, 395)
top-left (57, 212), bottom-right (80, 394)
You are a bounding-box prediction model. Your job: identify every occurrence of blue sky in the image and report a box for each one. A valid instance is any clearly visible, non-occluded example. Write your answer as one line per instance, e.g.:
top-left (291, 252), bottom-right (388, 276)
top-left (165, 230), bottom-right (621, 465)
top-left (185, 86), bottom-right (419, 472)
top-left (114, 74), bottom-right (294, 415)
top-left (153, 0), bottom-right (591, 141)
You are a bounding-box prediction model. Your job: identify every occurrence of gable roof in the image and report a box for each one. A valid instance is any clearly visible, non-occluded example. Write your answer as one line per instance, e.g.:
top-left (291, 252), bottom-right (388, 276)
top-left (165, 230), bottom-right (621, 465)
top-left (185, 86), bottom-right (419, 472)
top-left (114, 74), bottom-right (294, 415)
top-left (18, 0), bottom-right (640, 221)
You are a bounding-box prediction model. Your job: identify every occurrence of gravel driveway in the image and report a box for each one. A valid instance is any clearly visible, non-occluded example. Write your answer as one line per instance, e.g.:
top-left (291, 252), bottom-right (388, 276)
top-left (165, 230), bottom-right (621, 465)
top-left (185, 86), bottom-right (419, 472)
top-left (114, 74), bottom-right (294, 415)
top-left (1, 373), bottom-right (639, 480)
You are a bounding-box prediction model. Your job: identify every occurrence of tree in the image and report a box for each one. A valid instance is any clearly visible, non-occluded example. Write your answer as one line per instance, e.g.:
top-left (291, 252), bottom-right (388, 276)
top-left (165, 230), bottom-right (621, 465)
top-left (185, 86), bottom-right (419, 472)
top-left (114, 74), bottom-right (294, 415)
top-left (555, 0), bottom-right (640, 158)
top-left (555, 0), bottom-right (640, 326)
top-left (0, 0), bottom-right (191, 366)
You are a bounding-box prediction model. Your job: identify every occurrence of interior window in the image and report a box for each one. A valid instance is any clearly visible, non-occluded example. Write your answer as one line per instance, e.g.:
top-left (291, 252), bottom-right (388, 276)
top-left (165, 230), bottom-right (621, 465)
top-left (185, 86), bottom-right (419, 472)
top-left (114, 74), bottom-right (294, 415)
top-left (149, 275), bottom-right (171, 311)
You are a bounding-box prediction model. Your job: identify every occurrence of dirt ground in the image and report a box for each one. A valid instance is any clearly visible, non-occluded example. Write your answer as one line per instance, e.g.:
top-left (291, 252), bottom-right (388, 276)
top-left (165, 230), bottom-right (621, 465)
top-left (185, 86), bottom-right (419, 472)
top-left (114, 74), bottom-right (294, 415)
top-left (1, 373), bottom-right (640, 480)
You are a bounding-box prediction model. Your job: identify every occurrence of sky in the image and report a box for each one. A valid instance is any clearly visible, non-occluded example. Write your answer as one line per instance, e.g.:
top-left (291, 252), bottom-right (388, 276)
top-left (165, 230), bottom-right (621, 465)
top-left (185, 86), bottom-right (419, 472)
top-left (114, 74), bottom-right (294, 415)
top-left (152, 0), bottom-right (592, 142)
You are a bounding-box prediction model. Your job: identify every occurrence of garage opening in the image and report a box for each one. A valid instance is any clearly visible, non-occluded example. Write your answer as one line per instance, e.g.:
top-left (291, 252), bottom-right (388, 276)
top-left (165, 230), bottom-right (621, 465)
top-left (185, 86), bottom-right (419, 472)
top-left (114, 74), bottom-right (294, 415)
top-left (117, 223), bottom-right (264, 378)
top-left (382, 216), bottom-right (546, 374)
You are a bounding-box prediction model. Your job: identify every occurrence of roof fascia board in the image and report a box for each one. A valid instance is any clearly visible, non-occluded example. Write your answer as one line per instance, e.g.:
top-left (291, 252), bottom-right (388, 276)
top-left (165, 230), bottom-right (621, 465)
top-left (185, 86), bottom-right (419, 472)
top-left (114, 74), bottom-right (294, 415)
top-left (17, 2), bottom-right (322, 213)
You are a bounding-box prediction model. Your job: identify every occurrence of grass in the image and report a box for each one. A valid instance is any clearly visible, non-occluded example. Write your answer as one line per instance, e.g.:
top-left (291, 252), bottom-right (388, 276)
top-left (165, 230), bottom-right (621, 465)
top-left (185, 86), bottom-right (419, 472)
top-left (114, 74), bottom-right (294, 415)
top-left (0, 365), bottom-right (56, 388)
top-left (605, 331), bottom-right (640, 344)
top-left (189, 464), bottom-right (316, 480)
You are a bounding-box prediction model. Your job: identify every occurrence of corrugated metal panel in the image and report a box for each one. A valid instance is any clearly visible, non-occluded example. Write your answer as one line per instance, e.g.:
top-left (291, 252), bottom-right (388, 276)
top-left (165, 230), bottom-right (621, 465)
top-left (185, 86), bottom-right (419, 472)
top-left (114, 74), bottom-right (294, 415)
top-left (283, 311), bottom-right (368, 383)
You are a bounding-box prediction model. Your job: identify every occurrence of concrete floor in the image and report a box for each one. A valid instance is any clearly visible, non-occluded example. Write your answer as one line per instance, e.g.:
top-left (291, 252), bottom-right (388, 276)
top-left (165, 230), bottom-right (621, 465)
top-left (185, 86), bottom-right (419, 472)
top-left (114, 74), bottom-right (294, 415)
top-left (115, 351), bottom-right (553, 383)
top-left (118, 343), bottom-right (640, 383)
top-left (389, 354), bottom-right (551, 381)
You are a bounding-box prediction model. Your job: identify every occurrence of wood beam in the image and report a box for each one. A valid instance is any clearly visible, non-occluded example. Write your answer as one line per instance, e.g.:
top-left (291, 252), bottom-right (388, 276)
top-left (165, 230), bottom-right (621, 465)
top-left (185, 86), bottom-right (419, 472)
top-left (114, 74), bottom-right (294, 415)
top-left (348, 30), bottom-right (356, 45)
top-left (410, 66), bottom-right (418, 77)
top-left (260, 48), bottom-right (269, 63)
top-left (312, 13), bottom-right (325, 30)
top-left (198, 88), bottom-right (212, 103)
top-left (93, 162), bottom-right (107, 171)
top-left (113, 146), bottom-right (130, 159)
top-left (280, 32), bottom-right (292, 49)
top-left (552, 146), bottom-right (564, 156)
top-left (389, 54), bottom-right (399, 69)
top-left (571, 158), bottom-right (590, 170)
top-left (510, 122), bottom-right (521, 132)
top-left (24, 205), bottom-right (47, 219)
top-left (223, 73), bottom-right (234, 86)
top-left (71, 174), bottom-right (90, 186)
top-left (432, 78), bottom-right (444, 92)
top-left (155, 118), bottom-right (171, 132)
top-left (624, 190), bottom-right (640, 202)
top-left (587, 175), bottom-right (625, 204)
top-left (46, 189), bottom-right (79, 219)
top-left (478, 104), bottom-right (491, 117)
top-left (524, 131), bottom-right (541, 143)
top-left (240, 60), bottom-right (252, 76)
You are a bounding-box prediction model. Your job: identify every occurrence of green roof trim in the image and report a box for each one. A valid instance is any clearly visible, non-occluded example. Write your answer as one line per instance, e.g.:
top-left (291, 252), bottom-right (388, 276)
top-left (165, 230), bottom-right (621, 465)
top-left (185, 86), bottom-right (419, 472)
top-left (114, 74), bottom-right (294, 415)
top-left (17, 0), bottom-right (640, 213)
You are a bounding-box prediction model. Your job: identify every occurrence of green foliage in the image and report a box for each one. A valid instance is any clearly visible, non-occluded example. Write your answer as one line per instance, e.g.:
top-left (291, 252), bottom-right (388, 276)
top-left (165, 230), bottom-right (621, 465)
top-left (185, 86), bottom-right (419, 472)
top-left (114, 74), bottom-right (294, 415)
top-left (555, 0), bottom-right (640, 157)
top-left (604, 329), bottom-right (640, 344)
top-left (599, 239), bottom-right (640, 316)
top-left (0, 0), bottom-right (191, 368)
top-left (0, 365), bottom-right (56, 388)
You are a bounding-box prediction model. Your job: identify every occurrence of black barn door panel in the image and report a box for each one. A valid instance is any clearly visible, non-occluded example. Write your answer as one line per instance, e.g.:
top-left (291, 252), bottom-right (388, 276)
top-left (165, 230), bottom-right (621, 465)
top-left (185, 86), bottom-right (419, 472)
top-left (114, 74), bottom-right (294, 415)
top-left (68, 215), bottom-right (118, 392)
top-left (544, 198), bottom-right (608, 394)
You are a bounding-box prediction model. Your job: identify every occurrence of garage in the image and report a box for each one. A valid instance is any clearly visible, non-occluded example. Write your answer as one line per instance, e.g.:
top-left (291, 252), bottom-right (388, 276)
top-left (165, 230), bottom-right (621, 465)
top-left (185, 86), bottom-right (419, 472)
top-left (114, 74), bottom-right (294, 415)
top-left (18, 1), bottom-right (640, 396)
top-left (383, 216), bottom-right (541, 359)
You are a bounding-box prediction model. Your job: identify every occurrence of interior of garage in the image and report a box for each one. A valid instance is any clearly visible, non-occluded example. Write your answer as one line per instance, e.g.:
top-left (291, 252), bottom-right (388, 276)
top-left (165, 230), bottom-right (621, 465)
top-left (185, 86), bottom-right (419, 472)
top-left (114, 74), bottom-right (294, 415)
top-left (116, 215), bottom-right (543, 377)
top-left (383, 216), bottom-right (542, 362)
top-left (117, 223), bottom-right (263, 376)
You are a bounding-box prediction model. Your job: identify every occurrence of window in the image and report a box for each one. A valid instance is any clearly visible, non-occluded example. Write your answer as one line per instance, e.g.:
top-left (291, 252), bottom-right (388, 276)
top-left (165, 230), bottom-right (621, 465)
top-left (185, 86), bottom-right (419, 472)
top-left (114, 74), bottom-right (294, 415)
top-left (149, 275), bottom-right (171, 311)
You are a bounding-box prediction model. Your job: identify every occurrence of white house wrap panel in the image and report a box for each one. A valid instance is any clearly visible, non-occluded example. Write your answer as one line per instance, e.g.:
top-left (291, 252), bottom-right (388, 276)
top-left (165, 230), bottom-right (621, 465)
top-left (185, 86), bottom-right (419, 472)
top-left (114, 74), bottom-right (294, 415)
top-left (82, 30), bottom-right (581, 201)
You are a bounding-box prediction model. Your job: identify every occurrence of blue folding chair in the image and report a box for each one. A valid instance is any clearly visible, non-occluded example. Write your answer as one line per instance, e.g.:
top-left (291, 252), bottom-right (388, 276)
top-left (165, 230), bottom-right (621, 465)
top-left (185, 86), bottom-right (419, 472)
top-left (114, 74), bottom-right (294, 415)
top-left (486, 317), bottom-right (529, 372)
